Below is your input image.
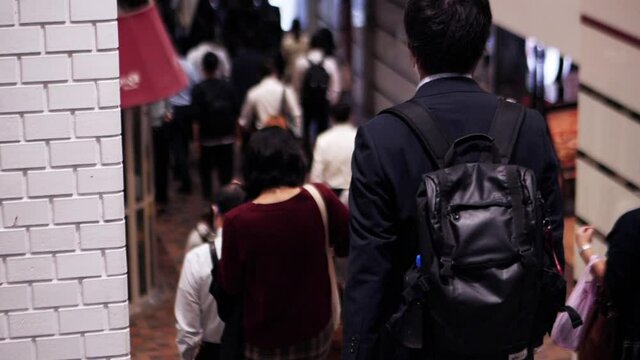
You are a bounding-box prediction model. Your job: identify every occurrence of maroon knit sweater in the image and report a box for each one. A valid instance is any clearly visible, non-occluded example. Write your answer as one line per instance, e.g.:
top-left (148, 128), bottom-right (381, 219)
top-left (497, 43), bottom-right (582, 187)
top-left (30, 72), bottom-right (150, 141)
top-left (217, 184), bottom-right (350, 348)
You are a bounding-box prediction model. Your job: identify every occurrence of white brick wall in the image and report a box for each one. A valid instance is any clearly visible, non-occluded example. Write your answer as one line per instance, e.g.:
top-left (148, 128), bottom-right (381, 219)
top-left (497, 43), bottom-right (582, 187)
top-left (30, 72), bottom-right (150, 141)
top-left (100, 136), bottom-right (123, 164)
top-left (97, 80), bottom-right (121, 108)
top-left (77, 166), bottom-right (124, 194)
top-left (19, 0), bottom-right (66, 24)
top-left (72, 52), bottom-right (119, 80)
top-left (0, 0), bottom-right (16, 26)
top-left (30, 226), bottom-right (76, 253)
top-left (48, 83), bottom-right (96, 110)
top-left (96, 22), bottom-right (119, 50)
top-left (58, 306), bottom-right (105, 333)
top-left (0, 1), bottom-right (128, 358)
top-left (8, 310), bottom-right (57, 337)
top-left (52, 196), bottom-right (101, 224)
top-left (0, 172), bottom-right (24, 199)
top-left (0, 58), bottom-right (18, 84)
top-left (32, 281), bottom-right (79, 308)
top-left (24, 113), bottom-right (72, 141)
top-left (36, 335), bottom-right (83, 360)
top-left (0, 142), bottom-right (47, 169)
top-left (0, 115), bottom-right (21, 141)
top-left (21, 55), bottom-right (69, 83)
top-left (27, 170), bottom-right (74, 197)
top-left (49, 139), bottom-right (98, 166)
top-left (45, 25), bottom-right (94, 53)
top-left (0, 27), bottom-right (42, 55)
top-left (56, 251), bottom-right (103, 278)
top-left (0, 86), bottom-right (44, 113)
top-left (0, 229), bottom-right (27, 256)
top-left (75, 109), bottom-right (121, 137)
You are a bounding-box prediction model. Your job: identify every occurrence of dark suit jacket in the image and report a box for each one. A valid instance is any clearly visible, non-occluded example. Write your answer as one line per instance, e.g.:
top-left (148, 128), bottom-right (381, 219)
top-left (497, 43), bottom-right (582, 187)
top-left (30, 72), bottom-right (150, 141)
top-left (343, 77), bottom-right (564, 360)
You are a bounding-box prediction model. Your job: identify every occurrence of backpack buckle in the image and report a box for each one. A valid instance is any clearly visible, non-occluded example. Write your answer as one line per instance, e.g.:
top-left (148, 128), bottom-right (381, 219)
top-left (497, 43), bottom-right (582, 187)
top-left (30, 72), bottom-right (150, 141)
top-left (519, 247), bottom-right (535, 267)
top-left (415, 276), bottom-right (430, 293)
top-left (440, 257), bottom-right (453, 277)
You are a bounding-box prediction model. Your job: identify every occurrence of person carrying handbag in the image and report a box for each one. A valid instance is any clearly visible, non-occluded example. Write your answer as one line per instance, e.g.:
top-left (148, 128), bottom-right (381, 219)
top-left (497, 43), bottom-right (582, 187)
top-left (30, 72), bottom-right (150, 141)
top-left (216, 127), bottom-right (349, 360)
top-left (570, 209), bottom-right (640, 360)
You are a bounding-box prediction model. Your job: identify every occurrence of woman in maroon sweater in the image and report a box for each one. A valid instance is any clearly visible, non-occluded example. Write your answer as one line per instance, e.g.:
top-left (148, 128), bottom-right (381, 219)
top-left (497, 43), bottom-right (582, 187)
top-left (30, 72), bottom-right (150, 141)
top-left (217, 127), bottom-right (350, 359)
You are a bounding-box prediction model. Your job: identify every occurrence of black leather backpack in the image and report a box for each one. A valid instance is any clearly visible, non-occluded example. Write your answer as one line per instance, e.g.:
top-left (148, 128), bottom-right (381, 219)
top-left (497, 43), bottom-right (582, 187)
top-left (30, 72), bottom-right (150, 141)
top-left (383, 99), bottom-right (565, 357)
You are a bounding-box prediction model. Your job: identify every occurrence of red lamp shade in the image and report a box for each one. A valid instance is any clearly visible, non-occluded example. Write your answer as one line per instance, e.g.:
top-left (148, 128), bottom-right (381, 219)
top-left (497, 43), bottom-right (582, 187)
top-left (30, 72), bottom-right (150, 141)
top-left (118, 4), bottom-right (187, 109)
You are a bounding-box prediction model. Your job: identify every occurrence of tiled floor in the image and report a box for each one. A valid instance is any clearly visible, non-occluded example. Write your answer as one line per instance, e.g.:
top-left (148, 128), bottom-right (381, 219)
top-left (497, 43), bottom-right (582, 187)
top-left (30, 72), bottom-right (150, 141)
top-left (129, 169), bottom-right (572, 360)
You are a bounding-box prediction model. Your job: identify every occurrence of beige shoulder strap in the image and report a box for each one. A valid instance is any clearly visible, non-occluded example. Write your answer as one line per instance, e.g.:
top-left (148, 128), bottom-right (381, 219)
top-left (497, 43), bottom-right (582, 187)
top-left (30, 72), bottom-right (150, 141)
top-left (303, 184), bottom-right (341, 330)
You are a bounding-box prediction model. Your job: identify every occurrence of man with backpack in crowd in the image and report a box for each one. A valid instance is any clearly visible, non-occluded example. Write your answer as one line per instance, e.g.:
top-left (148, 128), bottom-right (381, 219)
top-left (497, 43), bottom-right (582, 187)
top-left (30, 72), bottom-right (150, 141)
top-left (343, 1), bottom-right (565, 359)
top-left (191, 52), bottom-right (240, 201)
top-left (292, 29), bottom-right (341, 150)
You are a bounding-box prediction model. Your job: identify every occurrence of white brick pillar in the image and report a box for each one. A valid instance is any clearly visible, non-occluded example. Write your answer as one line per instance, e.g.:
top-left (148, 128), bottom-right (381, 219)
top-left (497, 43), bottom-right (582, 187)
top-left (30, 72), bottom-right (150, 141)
top-left (0, 0), bottom-right (130, 359)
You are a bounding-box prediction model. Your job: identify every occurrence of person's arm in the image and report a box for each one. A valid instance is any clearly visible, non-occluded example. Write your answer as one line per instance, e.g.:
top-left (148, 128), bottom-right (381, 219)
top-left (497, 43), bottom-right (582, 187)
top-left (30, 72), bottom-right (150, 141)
top-left (343, 125), bottom-right (397, 360)
top-left (284, 87), bottom-right (303, 138)
top-left (537, 112), bottom-right (565, 269)
top-left (326, 58), bottom-right (341, 105)
top-left (309, 138), bottom-right (326, 184)
top-left (237, 92), bottom-right (255, 131)
top-left (574, 226), bottom-right (606, 279)
top-left (175, 255), bottom-right (202, 360)
top-left (291, 58), bottom-right (306, 95)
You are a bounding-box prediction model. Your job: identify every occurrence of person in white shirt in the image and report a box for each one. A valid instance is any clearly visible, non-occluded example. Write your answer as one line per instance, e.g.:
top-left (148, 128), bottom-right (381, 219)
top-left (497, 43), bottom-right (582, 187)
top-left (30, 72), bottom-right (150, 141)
top-left (281, 19), bottom-right (309, 83)
top-left (186, 28), bottom-right (231, 80)
top-left (310, 102), bottom-right (356, 205)
top-left (291, 29), bottom-right (341, 105)
top-left (238, 57), bottom-right (303, 138)
top-left (175, 184), bottom-right (246, 360)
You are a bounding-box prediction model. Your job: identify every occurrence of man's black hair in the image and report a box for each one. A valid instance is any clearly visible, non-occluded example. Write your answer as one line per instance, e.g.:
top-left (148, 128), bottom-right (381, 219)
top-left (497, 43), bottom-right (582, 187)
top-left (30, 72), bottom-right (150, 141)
top-left (243, 127), bottom-right (307, 199)
top-left (310, 28), bottom-right (336, 56)
top-left (258, 56), bottom-right (282, 78)
top-left (202, 52), bottom-right (219, 75)
top-left (404, 0), bottom-right (492, 74)
top-left (310, 32), bottom-right (323, 50)
top-left (331, 102), bottom-right (351, 123)
top-left (214, 184), bottom-right (247, 215)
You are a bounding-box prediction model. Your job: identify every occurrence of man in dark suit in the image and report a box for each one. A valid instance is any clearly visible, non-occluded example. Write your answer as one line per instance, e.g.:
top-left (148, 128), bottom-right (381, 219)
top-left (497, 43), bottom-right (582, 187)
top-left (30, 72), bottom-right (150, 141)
top-left (342, 1), bottom-right (565, 359)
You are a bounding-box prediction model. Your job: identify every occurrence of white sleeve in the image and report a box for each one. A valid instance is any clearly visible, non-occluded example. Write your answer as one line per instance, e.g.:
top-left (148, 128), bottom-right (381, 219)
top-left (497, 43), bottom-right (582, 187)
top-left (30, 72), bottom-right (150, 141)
top-left (291, 57), bottom-right (307, 95)
top-left (327, 58), bottom-right (342, 105)
top-left (175, 257), bottom-right (202, 360)
top-left (284, 86), bottom-right (303, 138)
top-left (310, 137), bottom-right (326, 183)
top-left (238, 92), bottom-right (255, 129)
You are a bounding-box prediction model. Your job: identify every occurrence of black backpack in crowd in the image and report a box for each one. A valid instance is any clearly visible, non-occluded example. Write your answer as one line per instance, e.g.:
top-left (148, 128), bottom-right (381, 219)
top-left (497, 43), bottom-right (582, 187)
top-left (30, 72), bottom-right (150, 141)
top-left (202, 81), bottom-right (236, 139)
top-left (383, 99), bottom-right (566, 357)
top-left (301, 58), bottom-right (330, 112)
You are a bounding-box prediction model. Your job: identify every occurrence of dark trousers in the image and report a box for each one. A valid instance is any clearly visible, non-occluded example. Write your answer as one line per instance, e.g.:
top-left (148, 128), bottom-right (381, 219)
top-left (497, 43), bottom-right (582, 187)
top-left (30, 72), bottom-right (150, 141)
top-left (171, 105), bottom-right (192, 192)
top-left (303, 107), bottom-right (329, 151)
top-left (152, 123), bottom-right (171, 204)
top-left (199, 143), bottom-right (234, 200)
top-left (195, 341), bottom-right (220, 360)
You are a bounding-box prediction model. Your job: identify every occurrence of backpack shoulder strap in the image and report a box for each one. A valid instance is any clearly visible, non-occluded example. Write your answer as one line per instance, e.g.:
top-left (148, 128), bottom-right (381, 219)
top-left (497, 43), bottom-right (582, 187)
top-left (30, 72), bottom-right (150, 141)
top-left (209, 241), bottom-right (219, 267)
top-left (488, 98), bottom-right (526, 164)
top-left (379, 99), bottom-right (451, 169)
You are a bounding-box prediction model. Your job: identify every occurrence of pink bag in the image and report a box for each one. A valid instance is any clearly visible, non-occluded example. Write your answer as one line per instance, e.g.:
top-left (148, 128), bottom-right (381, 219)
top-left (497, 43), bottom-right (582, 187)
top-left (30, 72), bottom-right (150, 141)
top-left (551, 255), bottom-right (604, 350)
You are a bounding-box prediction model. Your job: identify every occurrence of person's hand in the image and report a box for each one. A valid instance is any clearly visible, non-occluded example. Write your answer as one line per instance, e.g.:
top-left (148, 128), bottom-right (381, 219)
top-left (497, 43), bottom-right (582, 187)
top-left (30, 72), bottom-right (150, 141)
top-left (575, 225), bottom-right (595, 249)
top-left (163, 110), bottom-right (173, 123)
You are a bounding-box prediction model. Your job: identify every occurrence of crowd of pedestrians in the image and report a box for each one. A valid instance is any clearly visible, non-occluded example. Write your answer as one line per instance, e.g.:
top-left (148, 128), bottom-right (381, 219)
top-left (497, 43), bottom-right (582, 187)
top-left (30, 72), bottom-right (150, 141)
top-left (158, 1), bottom-right (639, 360)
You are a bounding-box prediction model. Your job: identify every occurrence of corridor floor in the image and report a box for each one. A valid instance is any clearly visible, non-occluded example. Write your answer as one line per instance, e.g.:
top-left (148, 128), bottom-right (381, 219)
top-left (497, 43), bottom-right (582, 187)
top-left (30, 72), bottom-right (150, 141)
top-left (129, 174), bottom-right (571, 360)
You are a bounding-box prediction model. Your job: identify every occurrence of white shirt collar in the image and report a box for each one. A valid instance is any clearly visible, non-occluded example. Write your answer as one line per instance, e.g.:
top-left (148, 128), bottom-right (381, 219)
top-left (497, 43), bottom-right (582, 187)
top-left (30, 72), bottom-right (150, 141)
top-left (416, 73), bottom-right (472, 90)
